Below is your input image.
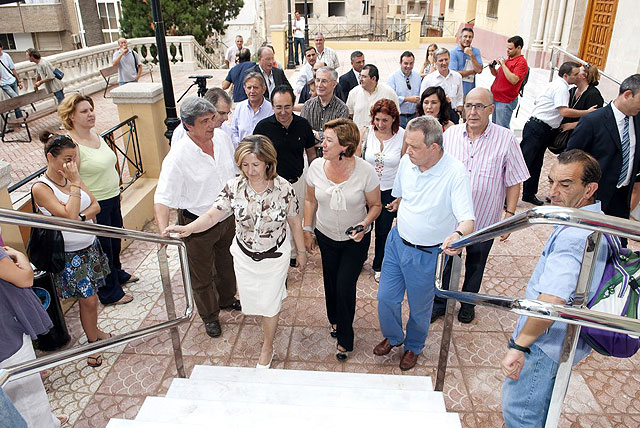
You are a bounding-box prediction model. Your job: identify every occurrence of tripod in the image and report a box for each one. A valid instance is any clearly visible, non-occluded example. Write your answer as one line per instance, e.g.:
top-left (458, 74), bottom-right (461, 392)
top-left (177, 75), bottom-right (213, 103)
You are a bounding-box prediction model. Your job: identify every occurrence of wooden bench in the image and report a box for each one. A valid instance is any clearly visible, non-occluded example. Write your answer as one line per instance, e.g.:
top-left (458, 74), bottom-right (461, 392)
top-left (100, 63), bottom-right (154, 98)
top-left (0, 90), bottom-right (57, 143)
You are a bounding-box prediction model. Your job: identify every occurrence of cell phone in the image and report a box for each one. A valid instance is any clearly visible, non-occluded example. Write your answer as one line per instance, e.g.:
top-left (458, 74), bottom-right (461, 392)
top-left (345, 224), bottom-right (365, 235)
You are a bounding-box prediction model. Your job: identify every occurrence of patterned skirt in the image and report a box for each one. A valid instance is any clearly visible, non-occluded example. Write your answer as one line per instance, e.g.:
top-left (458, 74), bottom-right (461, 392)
top-left (52, 239), bottom-right (110, 300)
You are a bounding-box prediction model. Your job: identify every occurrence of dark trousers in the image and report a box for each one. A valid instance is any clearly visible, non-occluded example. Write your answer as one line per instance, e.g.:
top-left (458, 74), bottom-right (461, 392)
top-left (294, 37), bottom-right (305, 65)
top-left (521, 119), bottom-right (556, 198)
top-left (372, 189), bottom-right (397, 272)
top-left (433, 239), bottom-right (494, 311)
top-left (96, 195), bottom-right (128, 304)
top-left (604, 185), bottom-right (633, 247)
top-left (179, 212), bottom-right (237, 323)
top-left (315, 228), bottom-right (371, 352)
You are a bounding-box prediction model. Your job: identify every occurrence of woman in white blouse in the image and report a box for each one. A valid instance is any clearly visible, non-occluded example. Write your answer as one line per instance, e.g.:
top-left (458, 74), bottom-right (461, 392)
top-left (304, 118), bottom-right (382, 361)
top-left (358, 99), bottom-right (406, 283)
top-left (165, 135), bottom-right (306, 369)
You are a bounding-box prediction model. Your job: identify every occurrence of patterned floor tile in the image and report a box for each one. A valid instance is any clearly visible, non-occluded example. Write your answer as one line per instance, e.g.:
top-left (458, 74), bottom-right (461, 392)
top-left (558, 413), bottom-right (615, 428)
top-left (288, 326), bottom-right (343, 363)
top-left (180, 321), bottom-right (240, 357)
top-left (474, 412), bottom-right (505, 428)
top-left (230, 323), bottom-right (293, 361)
top-left (45, 353), bottom-right (119, 394)
top-left (96, 353), bottom-right (172, 396)
top-left (580, 370), bottom-right (640, 414)
top-left (47, 391), bottom-right (93, 427)
top-left (294, 297), bottom-right (330, 327)
top-left (458, 412), bottom-right (479, 428)
top-left (73, 395), bottom-right (145, 428)
top-left (461, 367), bottom-right (505, 412)
top-left (453, 331), bottom-right (511, 367)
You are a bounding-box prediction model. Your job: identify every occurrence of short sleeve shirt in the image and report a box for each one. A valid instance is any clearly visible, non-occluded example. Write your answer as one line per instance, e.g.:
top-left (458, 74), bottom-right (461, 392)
top-left (491, 55), bottom-right (528, 103)
top-left (449, 46), bottom-right (483, 94)
top-left (35, 59), bottom-right (63, 94)
top-left (0, 52), bottom-right (16, 85)
top-left (214, 176), bottom-right (298, 252)
top-left (531, 78), bottom-right (570, 129)
top-left (224, 61), bottom-right (256, 102)
top-left (113, 50), bottom-right (140, 83)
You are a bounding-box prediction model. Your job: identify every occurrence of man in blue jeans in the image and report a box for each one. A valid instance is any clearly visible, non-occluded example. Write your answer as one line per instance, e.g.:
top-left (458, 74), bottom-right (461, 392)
top-left (0, 43), bottom-right (24, 127)
top-left (373, 115), bottom-right (474, 371)
top-left (490, 36), bottom-right (528, 129)
top-left (501, 149), bottom-right (609, 427)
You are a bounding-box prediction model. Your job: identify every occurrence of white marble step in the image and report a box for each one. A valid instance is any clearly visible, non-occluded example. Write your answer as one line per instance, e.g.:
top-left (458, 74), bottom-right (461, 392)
top-left (106, 419), bottom-right (206, 428)
top-left (135, 396), bottom-right (462, 427)
top-left (165, 377), bottom-right (446, 413)
top-left (190, 365), bottom-right (433, 391)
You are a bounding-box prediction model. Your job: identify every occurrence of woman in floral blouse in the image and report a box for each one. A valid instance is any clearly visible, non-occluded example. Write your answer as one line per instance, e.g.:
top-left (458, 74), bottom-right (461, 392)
top-left (166, 135), bottom-right (306, 369)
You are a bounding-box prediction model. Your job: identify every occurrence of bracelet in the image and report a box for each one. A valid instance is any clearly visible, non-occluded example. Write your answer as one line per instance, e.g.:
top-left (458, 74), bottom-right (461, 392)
top-left (508, 338), bottom-right (531, 354)
top-left (297, 250), bottom-right (308, 255)
top-left (303, 226), bottom-right (314, 233)
top-left (454, 230), bottom-right (463, 237)
top-left (70, 184), bottom-right (81, 188)
top-left (505, 209), bottom-right (515, 215)
top-left (69, 193), bottom-right (81, 198)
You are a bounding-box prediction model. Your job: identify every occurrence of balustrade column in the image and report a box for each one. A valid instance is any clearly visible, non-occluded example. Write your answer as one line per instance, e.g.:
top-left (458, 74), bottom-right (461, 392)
top-left (552, 0), bottom-right (568, 46)
top-left (532, 0), bottom-right (550, 49)
top-left (0, 161), bottom-right (26, 253)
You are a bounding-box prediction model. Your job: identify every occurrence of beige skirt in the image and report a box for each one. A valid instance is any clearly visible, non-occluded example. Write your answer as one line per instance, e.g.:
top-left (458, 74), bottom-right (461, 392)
top-left (230, 238), bottom-right (290, 317)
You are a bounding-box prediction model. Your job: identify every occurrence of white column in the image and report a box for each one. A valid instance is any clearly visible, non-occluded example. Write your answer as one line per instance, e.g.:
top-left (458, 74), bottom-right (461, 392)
top-left (533, 0), bottom-right (550, 48)
top-left (552, 0), bottom-right (569, 46)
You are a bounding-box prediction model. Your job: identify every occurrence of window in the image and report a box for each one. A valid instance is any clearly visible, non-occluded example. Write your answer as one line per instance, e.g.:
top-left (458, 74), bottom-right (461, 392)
top-left (487, 0), bottom-right (499, 18)
top-left (448, 0), bottom-right (454, 9)
top-left (98, 1), bottom-right (122, 43)
top-left (328, 0), bottom-right (345, 16)
top-left (294, 1), bottom-right (313, 16)
top-left (35, 32), bottom-right (62, 50)
top-left (361, 0), bottom-right (369, 15)
top-left (0, 34), bottom-right (16, 50)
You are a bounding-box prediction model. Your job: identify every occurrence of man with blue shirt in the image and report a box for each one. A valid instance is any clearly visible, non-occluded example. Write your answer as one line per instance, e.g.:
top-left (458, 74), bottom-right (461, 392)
top-left (0, 42), bottom-right (24, 127)
top-left (501, 149), bottom-right (608, 428)
top-left (373, 115), bottom-right (475, 371)
top-left (230, 72), bottom-right (274, 146)
top-left (222, 48), bottom-right (255, 102)
top-left (449, 27), bottom-right (483, 96)
top-left (387, 51), bottom-right (422, 128)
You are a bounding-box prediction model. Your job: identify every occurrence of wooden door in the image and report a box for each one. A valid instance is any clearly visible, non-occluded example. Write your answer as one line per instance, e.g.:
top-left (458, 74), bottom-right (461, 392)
top-left (578, 0), bottom-right (619, 68)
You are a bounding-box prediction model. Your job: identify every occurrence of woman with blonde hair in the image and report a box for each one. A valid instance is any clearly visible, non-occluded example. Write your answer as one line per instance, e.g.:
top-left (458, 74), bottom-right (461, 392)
top-left (166, 135), bottom-right (306, 368)
top-left (58, 94), bottom-right (134, 306)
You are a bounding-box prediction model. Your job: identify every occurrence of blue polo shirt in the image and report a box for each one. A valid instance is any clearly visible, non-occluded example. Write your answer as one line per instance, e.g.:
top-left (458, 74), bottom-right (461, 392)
top-left (224, 61), bottom-right (256, 102)
top-left (449, 46), bottom-right (483, 95)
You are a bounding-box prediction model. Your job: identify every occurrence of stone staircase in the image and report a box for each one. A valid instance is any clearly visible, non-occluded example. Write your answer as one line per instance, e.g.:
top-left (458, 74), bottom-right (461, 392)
top-left (105, 366), bottom-right (461, 427)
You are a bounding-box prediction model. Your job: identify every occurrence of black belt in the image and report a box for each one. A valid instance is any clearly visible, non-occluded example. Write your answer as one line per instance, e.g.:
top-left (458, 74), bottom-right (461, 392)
top-left (236, 234), bottom-right (286, 262)
top-left (182, 209), bottom-right (199, 221)
top-left (528, 116), bottom-right (553, 131)
top-left (401, 237), bottom-right (440, 253)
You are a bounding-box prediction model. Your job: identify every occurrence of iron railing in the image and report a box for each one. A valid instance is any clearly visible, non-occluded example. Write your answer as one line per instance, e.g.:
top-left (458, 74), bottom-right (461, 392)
top-left (0, 207), bottom-right (193, 387)
top-left (434, 206), bottom-right (640, 428)
top-left (420, 16), bottom-right (457, 37)
top-left (100, 115), bottom-right (144, 192)
top-left (308, 23), bottom-right (409, 42)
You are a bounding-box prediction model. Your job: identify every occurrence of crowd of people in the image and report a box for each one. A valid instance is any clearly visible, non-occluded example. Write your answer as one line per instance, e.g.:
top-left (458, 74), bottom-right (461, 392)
top-left (1, 28), bottom-right (640, 428)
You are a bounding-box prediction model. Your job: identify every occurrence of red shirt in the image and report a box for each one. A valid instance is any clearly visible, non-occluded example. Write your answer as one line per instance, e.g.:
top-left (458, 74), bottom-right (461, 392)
top-left (491, 55), bottom-right (528, 103)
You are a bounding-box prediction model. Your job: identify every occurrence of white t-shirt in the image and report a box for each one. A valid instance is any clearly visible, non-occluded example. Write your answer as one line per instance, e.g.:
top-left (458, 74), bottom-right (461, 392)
top-left (362, 125), bottom-right (405, 191)
top-left (294, 18), bottom-right (305, 38)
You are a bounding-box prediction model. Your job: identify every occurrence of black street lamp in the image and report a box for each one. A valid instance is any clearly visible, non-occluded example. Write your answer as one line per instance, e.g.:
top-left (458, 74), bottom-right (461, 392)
top-left (149, 0), bottom-right (180, 142)
top-left (286, 0), bottom-right (296, 69)
top-left (304, 0), bottom-right (309, 45)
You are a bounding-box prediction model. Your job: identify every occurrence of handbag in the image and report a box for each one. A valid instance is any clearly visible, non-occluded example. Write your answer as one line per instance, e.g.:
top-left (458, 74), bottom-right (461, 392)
top-left (548, 129), bottom-right (571, 155)
top-left (53, 67), bottom-right (64, 80)
top-left (26, 185), bottom-right (65, 274)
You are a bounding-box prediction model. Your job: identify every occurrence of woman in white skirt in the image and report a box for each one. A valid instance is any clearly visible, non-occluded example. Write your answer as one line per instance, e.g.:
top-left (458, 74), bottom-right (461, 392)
top-left (166, 135), bottom-right (306, 368)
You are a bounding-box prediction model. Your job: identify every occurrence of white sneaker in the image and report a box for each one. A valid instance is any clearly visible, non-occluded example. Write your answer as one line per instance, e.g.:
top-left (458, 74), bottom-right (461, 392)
top-left (374, 271), bottom-right (381, 283)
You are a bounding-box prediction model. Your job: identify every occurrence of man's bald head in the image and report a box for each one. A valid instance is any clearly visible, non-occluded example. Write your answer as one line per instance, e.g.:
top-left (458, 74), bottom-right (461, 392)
top-left (464, 88), bottom-right (495, 133)
top-left (467, 87), bottom-right (493, 105)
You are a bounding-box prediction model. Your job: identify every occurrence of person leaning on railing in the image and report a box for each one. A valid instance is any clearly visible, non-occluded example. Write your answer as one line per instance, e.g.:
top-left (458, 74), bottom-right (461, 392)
top-left (32, 132), bottom-right (113, 368)
top-left (0, 245), bottom-right (68, 427)
top-left (165, 135), bottom-right (306, 369)
top-left (58, 94), bottom-right (135, 307)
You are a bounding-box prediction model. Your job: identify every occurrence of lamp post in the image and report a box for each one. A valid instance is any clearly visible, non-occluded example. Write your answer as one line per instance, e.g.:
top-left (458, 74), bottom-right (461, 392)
top-left (286, 0), bottom-right (296, 69)
top-left (149, 0), bottom-right (180, 141)
top-left (304, 0), bottom-right (309, 45)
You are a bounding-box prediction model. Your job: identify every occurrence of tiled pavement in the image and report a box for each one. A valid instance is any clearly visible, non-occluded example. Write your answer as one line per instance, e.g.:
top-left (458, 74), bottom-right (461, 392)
top-left (3, 46), bottom-right (639, 427)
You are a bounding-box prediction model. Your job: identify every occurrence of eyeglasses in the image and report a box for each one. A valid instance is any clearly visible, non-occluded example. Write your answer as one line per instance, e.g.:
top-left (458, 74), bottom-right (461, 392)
top-left (464, 103), bottom-right (489, 111)
top-left (405, 77), bottom-right (412, 90)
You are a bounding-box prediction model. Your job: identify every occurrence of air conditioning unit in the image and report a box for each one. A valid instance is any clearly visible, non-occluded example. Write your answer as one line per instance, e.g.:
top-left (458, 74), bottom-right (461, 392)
top-left (71, 34), bottom-right (82, 44)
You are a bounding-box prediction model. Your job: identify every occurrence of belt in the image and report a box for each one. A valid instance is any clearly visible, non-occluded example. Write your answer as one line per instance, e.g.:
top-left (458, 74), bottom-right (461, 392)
top-left (236, 234), bottom-right (286, 262)
top-left (182, 209), bottom-right (199, 221)
top-left (401, 237), bottom-right (440, 253)
top-left (528, 116), bottom-right (553, 131)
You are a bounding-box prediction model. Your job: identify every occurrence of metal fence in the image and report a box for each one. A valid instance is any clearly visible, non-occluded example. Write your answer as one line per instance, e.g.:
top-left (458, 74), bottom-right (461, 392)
top-left (100, 115), bottom-right (144, 192)
top-left (308, 23), bottom-right (410, 42)
top-left (420, 16), bottom-right (457, 37)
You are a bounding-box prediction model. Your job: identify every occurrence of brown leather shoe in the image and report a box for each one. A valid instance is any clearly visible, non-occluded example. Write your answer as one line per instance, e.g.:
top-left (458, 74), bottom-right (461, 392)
top-left (373, 338), bottom-right (400, 356)
top-left (399, 350), bottom-right (418, 371)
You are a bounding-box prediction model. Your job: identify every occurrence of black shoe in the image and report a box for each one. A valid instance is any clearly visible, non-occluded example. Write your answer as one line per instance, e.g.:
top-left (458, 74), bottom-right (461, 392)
top-left (458, 306), bottom-right (475, 324)
top-left (205, 321), bottom-right (222, 337)
top-left (290, 258), bottom-right (297, 267)
top-left (220, 300), bottom-right (242, 311)
top-left (336, 345), bottom-right (349, 361)
top-left (522, 195), bottom-right (544, 206)
top-left (330, 326), bottom-right (337, 338)
top-left (430, 306), bottom-right (446, 323)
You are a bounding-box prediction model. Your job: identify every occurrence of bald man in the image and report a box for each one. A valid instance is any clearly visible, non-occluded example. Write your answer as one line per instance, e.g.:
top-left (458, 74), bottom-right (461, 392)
top-left (112, 38), bottom-right (142, 85)
top-left (433, 88), bottom-right (530, 324)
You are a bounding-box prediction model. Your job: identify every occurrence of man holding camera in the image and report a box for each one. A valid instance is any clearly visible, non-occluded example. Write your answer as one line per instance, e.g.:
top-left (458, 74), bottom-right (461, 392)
top-left (490, 36), bottom-right (529, 129)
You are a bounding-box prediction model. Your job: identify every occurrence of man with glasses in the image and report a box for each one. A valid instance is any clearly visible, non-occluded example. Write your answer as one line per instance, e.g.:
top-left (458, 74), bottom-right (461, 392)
top-left (314, 33), bottom-right (339, 70)
top-left (346, 64), bottom-right (399, 129)
top-left (301, 66), bottom-right (349, 143)
top-left (254, 85), bottom-right (317, 265)
top-left (432, 88), bottom-right (529, 324)
top-left (387, 51), bottom-right (422, 128)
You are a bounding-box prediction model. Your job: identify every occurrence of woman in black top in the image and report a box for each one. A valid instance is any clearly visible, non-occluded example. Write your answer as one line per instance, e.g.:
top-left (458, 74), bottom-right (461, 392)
top-left (560, 64), bottom-right (604, 133)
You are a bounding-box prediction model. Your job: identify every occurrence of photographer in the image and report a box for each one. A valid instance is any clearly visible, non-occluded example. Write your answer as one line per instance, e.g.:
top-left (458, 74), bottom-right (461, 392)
top-left (490, 36), bottom-right (529, 129)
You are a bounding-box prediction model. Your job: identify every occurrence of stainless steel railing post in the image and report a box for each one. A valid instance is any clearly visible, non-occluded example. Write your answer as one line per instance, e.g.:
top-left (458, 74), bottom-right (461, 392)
top-left (158, 246), bottom-right (186, 378)
top-left (435, 253), bottom-right (462, 392)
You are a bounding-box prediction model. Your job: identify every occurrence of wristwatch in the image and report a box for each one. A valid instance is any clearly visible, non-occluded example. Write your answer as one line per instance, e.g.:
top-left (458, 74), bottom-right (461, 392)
top-left (303, 226), bottom-right (314, 233)
top-left (454, 230), bottom-right (463, 237)
top-left (79, 213), bottom-right (86, 221)
top-left (508, 338), bottom-right (531, 354)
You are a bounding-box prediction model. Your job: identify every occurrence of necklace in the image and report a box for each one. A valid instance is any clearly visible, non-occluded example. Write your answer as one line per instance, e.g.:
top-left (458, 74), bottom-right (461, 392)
top-left (248, 179), bottom-right (269, 195)
top-left (45, 172), bottom-right (68, 187)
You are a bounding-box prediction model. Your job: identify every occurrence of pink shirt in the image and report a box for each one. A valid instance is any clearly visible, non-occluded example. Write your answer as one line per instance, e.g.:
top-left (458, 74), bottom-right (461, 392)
top-left (444, 122), bottom-right (530, 231)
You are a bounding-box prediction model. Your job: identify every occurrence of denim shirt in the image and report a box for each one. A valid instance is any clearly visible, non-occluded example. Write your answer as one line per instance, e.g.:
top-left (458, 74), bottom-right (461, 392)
top-left (512, 201), bottom-right (609, 364)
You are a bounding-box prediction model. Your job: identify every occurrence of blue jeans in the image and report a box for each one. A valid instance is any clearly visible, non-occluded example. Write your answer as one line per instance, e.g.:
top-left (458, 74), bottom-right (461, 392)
top-left (53, 90), bottom-right (64, 103)
top-left (0, 387), bottom-right (27, 428)
top-left (400, 113), bottom-right (416, 129)
top-left (377, 227), bottom-right (439, 353)
top-left (294, 37), bottom-right (305, 65)
top-left (502, 344), bottom-right (561, 428)
top-left (0, 81), bottom-right (23, 118)
top-left (493, 98), bottom-right (519, 129)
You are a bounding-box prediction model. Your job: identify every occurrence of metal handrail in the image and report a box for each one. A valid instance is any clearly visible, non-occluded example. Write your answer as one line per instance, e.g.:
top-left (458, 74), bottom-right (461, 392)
top-left (0, 207), bottom-right (193, 387)
top-left (548, 46), bottom-right (621, 86)
top-left (434, 206), bottom-right (640, 428)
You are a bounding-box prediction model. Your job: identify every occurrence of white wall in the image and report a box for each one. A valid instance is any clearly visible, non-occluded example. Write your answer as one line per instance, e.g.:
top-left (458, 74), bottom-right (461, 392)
top-left (605, 0), bottom-right (640, 79)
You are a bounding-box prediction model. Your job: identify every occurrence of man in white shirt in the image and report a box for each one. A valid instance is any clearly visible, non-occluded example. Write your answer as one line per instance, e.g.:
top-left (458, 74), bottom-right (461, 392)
top-left (520, 61), bottom-right (594, 206)
top-left (373, 115), bottom-right (475, 371)
top-left (0, 42), bottom-right (24, 125)
top-left (225, 35), bottom-right (243, 68)
top-left (314, 33), bottom-right (339, 70)
top-left (155, 97), bottom-right (240, 339)
top-left (419, 48), bottom-right (464, 123)
top-left (293, 11), bottom-right (305, 66)
top-left (112, 38), bottom-right (142, 85)
top-left (295, 46), bottom-right (318, 94)
top-left (346, 64), bottom-right (400, 129)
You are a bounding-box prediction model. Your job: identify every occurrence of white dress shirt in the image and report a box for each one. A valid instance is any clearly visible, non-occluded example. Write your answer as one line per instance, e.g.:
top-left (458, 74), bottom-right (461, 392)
top-left (295, 63), bottom-right (314, 93)
top-left (419, 70), bottom-right (464, 109)
top-left (611, 101), bottom-right (637, 187)
top-left (346, 82), bottom-right (400, 130)
top-left (155, 131), bottom-right (236, 217)
top-left (259, 65), bottom-right (276, 97)
top-left (531, 78), bottom-right (570, 129)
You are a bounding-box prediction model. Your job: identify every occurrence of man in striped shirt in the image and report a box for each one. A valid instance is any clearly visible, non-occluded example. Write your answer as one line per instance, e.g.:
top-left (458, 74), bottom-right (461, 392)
top-left (432, 88), bottom-right (530, 323)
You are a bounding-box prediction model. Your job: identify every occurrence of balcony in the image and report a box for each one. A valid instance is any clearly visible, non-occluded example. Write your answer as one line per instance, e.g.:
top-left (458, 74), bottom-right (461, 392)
top-left (0, 1), bottom-right (66, 34)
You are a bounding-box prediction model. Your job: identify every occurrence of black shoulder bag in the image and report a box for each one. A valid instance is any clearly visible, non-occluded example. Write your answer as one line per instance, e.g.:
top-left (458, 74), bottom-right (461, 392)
top-left (26, 184), bottom-right (65, 273)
